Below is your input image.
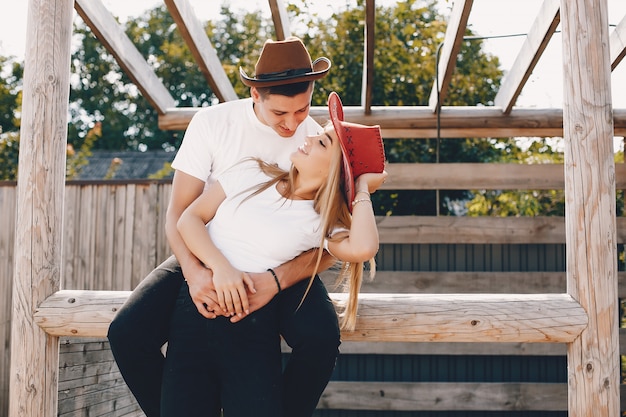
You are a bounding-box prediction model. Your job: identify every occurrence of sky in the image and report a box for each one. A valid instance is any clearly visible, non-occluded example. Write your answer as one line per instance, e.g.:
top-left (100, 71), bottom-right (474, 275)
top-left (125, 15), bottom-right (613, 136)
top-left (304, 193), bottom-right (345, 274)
top-left (2, 0), bottom-right (626, 111)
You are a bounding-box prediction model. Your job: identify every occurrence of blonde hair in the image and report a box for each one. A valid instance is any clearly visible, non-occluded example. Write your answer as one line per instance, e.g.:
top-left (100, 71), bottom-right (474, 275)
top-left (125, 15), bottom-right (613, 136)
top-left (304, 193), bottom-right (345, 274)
top-left (243, 139), bottom-right (374, 331)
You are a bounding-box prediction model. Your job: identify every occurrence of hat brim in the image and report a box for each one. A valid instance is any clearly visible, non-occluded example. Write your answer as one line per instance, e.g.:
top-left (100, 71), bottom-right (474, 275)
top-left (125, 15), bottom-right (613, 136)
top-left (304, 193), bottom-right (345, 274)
top-left (240, 57), bottom-right (331, 87)
top-left (328, 92), bottom-right (355, 207)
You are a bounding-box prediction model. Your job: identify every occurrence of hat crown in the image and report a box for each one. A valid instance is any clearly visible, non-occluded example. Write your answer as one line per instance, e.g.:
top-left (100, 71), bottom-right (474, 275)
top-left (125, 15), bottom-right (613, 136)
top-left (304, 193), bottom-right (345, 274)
top-left (255, 38), bottom-right (313, 77)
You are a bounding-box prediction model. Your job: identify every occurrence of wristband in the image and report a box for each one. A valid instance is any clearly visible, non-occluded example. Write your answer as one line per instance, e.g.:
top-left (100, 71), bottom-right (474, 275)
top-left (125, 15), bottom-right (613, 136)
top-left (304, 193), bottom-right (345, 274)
top-left (268, 268), bottom-right (281, 293)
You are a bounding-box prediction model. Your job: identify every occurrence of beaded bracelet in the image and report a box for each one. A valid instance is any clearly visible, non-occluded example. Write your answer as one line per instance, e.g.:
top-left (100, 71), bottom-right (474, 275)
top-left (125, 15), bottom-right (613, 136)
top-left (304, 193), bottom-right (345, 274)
top-left (355, 190), bottom-right (370, 197)
top-left (352, 198), bottom-right (372, 207)
top-left (267, 268), bottom-right (281, 293)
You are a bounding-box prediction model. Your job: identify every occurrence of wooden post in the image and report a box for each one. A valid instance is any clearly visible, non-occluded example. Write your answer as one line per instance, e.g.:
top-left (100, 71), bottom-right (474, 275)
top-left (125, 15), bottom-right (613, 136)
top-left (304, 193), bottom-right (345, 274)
top-left (9, 0), bottom-right (73, 416)
top-left (561, 0), bottom-right (619, 416)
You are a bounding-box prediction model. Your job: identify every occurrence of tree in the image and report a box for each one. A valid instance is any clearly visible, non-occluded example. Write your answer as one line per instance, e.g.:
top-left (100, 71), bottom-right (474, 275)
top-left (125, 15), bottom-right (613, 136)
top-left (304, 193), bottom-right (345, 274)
top-left (292, 0), bottom-right (507, 215)
top-left (0, 55), bottom-right (23, 180)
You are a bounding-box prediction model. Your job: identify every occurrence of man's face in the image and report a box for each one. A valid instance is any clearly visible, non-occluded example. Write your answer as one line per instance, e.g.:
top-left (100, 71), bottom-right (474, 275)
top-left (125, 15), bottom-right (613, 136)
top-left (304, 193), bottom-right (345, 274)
top-left (251, 86), bottom-right (313, 138)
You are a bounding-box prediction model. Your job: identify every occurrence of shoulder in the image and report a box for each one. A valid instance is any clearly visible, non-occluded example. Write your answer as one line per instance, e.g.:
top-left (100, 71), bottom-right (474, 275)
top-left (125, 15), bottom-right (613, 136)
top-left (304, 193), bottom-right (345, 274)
top-left (190, 98), bottom-right (252, 122)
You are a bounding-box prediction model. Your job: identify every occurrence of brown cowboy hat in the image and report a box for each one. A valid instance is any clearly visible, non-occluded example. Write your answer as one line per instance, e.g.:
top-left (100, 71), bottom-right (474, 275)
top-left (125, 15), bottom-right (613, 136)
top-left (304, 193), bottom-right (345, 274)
top-left (239, 37), bottom-right (331, 88)
top-left (327, 92), bottom-right (385, 212)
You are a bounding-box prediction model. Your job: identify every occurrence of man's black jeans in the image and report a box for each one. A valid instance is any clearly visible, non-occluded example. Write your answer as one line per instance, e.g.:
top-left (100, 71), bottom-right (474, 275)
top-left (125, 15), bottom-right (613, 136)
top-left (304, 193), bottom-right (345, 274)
top-left (107, 255), bottom-right (341, 417)
top-left (161, 282), bottom-right (283, 416)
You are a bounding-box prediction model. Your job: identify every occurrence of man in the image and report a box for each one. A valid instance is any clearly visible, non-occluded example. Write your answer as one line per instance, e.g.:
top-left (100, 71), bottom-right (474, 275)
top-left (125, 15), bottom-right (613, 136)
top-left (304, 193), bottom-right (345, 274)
top-left (107, 37), bottom-right (340, 417)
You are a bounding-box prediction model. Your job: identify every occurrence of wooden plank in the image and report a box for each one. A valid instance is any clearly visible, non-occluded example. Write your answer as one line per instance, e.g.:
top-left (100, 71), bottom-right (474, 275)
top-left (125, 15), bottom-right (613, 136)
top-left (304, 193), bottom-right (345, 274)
top-left (159, 106), bottom-right (626, 137)
top-left (62, 185), bottom-right (77, 289)
top-left (377, 216), bottom-right (566, 244)
top-left (382, 162), bottom-right (564, 190)
top-left (164, 0), bottom-right (238, 102)
top-left (561, 0), bottom-right (619, 416)
top-left (376, 216), bottom-right (626, 244)
top-left (494, 0), bottom-right (560, 113)
top-left (268, 0), bottom-right (291, 40)
top-left (10, 0), bottom-right (73, 415)
top-left (428, 0), bottom-right (473, 109)
top-left (35, 290), bottom-right (587, 343)
top-left (319, 381), bottom-right (567, 411)
top-left (610, 12), bottom-right (626, 70)
top-left (361, 0), bottom-right (375, 113)
top-left (323, 270), bottom-right (567, 294)
top-left (74, 0), bottom-right (177, 114)
top-left (0, 186), bottom-right (16, 417)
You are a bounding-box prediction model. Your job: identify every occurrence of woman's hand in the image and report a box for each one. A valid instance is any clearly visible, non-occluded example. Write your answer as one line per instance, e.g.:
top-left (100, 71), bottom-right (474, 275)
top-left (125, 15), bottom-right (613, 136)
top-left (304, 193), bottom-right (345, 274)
top-left (211, 263), bottom-right (256, 317)
top-left (356, 170), bottom-right (388, 195)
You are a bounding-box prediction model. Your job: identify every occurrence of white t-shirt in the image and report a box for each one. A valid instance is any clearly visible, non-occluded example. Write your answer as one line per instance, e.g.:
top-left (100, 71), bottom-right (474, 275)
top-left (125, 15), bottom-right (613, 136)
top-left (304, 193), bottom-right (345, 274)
top-left (207, 161), bottom-right (323, 273)
top-left (171, 97), bottom-right (322, 184)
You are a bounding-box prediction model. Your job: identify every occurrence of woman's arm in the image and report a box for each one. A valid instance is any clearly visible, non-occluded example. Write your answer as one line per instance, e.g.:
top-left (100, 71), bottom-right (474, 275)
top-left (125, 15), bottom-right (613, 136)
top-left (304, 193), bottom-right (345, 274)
top-left (166, 170), bottom-right (220, 318)
top-left (177, 181), bottom-right (255, 317)
top-left (327, 171), bottom-right (388, 263)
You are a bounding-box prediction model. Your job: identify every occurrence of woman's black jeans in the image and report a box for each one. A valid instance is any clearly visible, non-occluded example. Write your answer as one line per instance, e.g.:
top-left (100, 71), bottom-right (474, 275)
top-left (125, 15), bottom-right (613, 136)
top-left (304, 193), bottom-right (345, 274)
top-left (107, 255), bottom-right (341, 417)
top-left (161, 282), bottom-right (283, 417)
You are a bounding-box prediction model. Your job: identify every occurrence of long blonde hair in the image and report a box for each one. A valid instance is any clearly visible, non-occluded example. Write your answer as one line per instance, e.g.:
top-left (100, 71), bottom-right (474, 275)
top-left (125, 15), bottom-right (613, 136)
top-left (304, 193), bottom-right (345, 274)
top-left (242, 140), bottom-right (375, 331)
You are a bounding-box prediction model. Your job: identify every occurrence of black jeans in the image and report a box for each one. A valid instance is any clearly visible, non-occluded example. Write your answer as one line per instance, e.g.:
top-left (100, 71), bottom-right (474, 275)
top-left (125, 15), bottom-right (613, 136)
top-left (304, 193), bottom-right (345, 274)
top-left (107, 255), bottom-right (341, 417)
top-left (162, 282), bottom-right (283, 417)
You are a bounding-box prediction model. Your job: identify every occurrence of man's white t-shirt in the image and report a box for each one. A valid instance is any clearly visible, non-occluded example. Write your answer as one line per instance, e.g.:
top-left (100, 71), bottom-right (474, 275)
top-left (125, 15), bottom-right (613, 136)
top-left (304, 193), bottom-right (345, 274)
top-left (171, 97), bottom-right (322, 184)
top-left (207, 161), bottom-right (323, 273)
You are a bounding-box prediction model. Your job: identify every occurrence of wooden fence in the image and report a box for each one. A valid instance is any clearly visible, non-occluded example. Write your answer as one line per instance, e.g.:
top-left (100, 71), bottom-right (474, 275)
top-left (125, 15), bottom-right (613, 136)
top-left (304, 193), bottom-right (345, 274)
top-left (2, 161), bottom-right (625, 415)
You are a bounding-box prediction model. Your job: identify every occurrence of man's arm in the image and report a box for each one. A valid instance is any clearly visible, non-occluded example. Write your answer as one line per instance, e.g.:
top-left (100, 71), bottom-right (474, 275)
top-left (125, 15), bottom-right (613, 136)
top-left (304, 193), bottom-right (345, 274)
top-left (165, 170), bottom-right (220, 318)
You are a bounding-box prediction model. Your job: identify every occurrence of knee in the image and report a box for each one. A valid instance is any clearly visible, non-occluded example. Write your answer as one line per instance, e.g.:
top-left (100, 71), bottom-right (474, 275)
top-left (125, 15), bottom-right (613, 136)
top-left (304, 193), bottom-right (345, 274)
top-left (107, 314), bottom-right (128, 349)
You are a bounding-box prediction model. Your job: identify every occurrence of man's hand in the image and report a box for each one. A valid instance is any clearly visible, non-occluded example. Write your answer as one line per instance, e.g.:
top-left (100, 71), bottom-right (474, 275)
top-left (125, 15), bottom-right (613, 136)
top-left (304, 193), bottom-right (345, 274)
top-left (229, 270), bottom-right (279, 323)
top-left (182, 262), bottom-right (222, 319)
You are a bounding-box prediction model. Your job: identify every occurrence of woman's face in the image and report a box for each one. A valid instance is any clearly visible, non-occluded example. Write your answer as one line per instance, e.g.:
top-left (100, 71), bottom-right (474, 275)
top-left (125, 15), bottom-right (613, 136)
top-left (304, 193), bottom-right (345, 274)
top-left (290, 125), bottom-right (340, 183)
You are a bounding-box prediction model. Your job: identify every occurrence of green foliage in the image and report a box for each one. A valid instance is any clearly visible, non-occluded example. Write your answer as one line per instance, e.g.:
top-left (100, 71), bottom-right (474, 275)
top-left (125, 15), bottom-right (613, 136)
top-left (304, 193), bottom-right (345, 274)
top-left (0, 131), bottom-right (19, 180)
top-left (148, 162), bottom-right (174, 179)
top-left (0, 56), bottom-right (23, 135)
top-left (66, 122), bottom-right (101, 179)
top-left (0, 0), bottom-right (572, 217)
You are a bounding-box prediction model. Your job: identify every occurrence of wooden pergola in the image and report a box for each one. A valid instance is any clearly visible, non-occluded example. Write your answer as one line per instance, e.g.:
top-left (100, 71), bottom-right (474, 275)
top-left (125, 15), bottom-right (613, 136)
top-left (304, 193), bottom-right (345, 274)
top-left (9, 0), bottom-right (623, 415)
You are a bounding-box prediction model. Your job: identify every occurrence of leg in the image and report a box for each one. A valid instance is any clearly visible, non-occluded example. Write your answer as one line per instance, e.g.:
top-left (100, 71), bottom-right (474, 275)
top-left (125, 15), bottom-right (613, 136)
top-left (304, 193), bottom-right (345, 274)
top-left (107, 255), bottom-right (183, 417)
top-left (161, 283), bottom-right (221, 417)
top-left (278, 276), bottom-right (341, 417)
top-left (219, 299), bottom-right (283, 417)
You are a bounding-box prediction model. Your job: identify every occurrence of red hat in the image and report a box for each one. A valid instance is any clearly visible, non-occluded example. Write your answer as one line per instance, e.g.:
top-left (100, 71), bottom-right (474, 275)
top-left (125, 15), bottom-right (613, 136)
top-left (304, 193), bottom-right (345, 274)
top-left (328, 92), bottom-right (385, 212)
top-left (240, 37), bottom-right (331, 88)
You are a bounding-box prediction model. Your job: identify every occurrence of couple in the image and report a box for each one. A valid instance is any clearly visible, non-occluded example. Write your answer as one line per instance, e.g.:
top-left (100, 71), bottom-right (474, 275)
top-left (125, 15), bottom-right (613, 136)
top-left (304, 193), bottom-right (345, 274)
top-left (108, 37), bottom-right (387, 417)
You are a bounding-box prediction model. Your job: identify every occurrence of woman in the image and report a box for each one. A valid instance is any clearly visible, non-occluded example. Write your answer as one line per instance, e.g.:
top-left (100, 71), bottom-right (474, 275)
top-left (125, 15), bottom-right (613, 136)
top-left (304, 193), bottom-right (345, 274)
top-left (161, 92), bottom-right (387, 417)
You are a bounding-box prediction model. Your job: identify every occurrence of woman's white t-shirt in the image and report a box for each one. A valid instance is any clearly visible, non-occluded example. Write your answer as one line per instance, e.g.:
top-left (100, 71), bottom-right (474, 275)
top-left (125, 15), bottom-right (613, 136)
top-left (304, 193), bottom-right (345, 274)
top-left (207, 161), bottom-right (323, 273)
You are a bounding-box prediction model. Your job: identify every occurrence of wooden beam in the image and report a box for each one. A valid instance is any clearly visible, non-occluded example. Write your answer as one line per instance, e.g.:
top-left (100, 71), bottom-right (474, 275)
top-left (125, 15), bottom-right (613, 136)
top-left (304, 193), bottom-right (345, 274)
top-left (336, 326), bottom-right (626, 356)
top-left (383, 162), bottom-right (626, 190)
top-left (561, 0), bottom-right (619, 416)
top-left (10, 0), bottom-right (73, 415)
top-left (494, 0), bottom-right (560, 114)
top-left (35, 291), bottom-right (586, 343)
top-left (268, 0), bottom-right (291, 40)
top-left (320, 381), bottom-right (567, 411)
top-left (377, 216), bottom-right (626, 244)
top-left (164, 0), bottom-right (238, 102)
top-left (361, 0), bottom-right (375, 113)
top-left (74, 0), bottom-right (176, 114)
top-left (376, 216), bottom-right (568, 244)
top-left (428, 0), bottom-right (473, 110)
top-left (610, 12), bottom-right (626, 70)
top-left (159, 106), bottom-right (626, 137)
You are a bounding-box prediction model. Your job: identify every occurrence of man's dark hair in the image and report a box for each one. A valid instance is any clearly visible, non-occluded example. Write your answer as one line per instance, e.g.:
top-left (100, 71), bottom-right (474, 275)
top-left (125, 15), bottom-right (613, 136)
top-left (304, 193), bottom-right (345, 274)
top-left (256, 81), bottom-right (313, 99)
